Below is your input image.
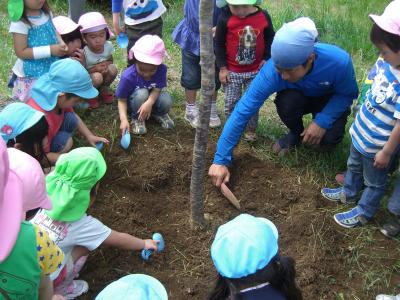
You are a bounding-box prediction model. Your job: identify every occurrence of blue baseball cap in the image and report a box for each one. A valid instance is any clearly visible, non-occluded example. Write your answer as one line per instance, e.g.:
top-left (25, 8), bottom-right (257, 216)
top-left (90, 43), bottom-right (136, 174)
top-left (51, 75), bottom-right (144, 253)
top-left (211, 214), bottom-right (279, 279)
top-left (271, 17), bottom-right (318, 69)
top-left (31, 59), bottom-right (98, 111)
top-left (0, 103), bottom-right (45, 142)
top-left (96, 274), bottom-right (168, 300)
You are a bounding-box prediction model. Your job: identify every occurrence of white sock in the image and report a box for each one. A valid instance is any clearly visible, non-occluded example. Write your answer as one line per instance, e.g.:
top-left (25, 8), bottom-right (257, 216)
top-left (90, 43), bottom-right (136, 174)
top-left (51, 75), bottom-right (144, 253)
top-left (186, 103), bottom-right (197, 113)
top-left (210, 102), bottom-right (218, 118)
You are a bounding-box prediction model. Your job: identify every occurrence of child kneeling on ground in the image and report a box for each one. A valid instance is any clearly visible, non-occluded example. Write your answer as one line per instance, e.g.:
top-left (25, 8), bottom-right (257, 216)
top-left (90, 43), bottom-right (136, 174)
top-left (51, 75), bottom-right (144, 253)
top-left (30, 147), bottom-right (159, 299)
top-left (209, 214), bottom-right (303, 300)
top-left (116, 35), bottom-right (174, 135)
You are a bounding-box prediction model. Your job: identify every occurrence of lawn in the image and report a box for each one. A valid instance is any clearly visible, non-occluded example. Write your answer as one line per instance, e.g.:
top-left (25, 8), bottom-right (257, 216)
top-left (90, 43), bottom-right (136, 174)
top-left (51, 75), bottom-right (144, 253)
top-left (1, 0), bottom-right (400, 299)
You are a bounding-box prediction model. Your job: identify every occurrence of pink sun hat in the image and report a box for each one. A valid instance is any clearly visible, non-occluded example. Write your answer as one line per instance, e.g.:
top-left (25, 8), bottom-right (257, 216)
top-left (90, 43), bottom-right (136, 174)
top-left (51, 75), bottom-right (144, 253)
top-left (8, 148), bottom-right (52, 219)
top-left (78, 12), bottom-right (114, 37)
top-left (130, 35), bottom-right (167, 65)
top-left (53, 16), bottom-right (81, 35)
top-left (370, 0), bottom-right (400, 36)
top-left (0, 139), bottom-right (24, 262)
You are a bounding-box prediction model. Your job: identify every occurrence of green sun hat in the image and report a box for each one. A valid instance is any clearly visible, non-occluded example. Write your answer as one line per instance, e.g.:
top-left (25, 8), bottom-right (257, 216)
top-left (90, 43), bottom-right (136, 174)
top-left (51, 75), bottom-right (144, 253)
top-left (8, 0), bottom-right (24, 22)
top-left (226, 0), bottom-right (258, 5)
top-left (45, 147), bottom-right (107, 222)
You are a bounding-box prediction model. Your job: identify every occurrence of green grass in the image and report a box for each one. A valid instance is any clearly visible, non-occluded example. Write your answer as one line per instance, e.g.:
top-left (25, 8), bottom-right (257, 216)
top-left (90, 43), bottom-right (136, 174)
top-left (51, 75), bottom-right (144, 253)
top-left (1, 0), bottom-right (400, 297)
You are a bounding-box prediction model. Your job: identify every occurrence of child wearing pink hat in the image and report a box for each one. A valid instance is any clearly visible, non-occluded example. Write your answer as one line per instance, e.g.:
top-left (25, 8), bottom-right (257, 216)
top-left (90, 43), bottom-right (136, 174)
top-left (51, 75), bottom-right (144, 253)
top-left (0, 140), bottom-right (65, 299)
top-left (116, 35), bottom-right (174, 135)
top-left (53, 16), bottom-right (86, 67)
top-left (78, 12), bottom-right (118, 109)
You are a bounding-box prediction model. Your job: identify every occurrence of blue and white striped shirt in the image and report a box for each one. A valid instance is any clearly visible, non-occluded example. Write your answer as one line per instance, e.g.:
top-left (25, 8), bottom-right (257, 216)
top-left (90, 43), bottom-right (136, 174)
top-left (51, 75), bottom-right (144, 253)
top-left (350, 61), bottom-right (400, 158)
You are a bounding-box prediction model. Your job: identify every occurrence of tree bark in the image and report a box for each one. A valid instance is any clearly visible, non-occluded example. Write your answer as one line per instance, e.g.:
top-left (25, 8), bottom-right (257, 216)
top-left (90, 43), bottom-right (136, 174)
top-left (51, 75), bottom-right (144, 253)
top-left (190, 0), bottom-right (215, 228)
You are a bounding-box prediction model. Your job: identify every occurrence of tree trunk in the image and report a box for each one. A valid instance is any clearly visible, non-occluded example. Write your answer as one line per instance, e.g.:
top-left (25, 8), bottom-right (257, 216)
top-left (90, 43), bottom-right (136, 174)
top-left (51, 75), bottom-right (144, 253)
top-left (190, 0), bottom-right (215, 228)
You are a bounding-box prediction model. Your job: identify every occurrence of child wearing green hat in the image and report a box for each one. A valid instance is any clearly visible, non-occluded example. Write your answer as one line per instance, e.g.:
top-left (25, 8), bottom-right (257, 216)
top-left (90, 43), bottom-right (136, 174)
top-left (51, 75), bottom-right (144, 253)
top-left (30, 147), bottom-right (160, 299)
top-left (8, 0), bottom-right (68, 101)
top-left (26, 58), bottom-right (109, 165)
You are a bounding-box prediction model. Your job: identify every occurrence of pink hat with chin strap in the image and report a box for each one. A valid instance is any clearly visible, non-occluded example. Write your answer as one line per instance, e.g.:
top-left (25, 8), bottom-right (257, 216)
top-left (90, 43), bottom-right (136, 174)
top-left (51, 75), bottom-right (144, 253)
top-left (78, 12), bottom-right (114, 37)
top-left (0, 139), bottom-right (24, 262)
top-left (370, 0), bottom-right (400, 36)
top-left (53, 16), bottom-right (81, 35)
top-left (8, 148), bottom-right (52, 219)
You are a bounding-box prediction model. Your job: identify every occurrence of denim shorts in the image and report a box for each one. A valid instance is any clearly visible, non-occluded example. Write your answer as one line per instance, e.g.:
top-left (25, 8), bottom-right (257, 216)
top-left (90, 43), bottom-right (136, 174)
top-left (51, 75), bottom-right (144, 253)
top-left (181, 49), bottom-right (221, 91)
top-left (50, 112), bottom-right (78, 153)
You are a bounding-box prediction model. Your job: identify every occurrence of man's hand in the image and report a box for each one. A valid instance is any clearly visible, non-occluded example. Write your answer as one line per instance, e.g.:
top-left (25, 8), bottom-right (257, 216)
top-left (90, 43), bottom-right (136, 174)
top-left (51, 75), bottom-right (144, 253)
top-left (301, 121), bottom-right (326, 145)
top-left (374, 150), bottom-right (391, 169)
top-left (208, 164), bottom-right (230, 187)
top-left (219, 67), bottom-right (230, 85)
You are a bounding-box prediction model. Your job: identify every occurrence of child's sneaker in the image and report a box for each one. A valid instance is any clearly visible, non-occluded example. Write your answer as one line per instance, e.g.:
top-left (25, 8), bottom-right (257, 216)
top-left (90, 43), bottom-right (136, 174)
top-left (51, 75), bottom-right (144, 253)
top-left (380, 217), bottom-right (400, 239)
top-left (100, 89), bottom-right (114, 104)
top-left (185, 109), bottom-right (199, 128)
top-left (64, 280), bottom-right (89, 300)
top-left (376, 294), bottom-right (400, 300)
top-left (209, 115), bottom-right (221, 128)
top-left (131, 119), bottom-right (147, 135)
top-left (88, 97), bottom-right (100, 109)
top-left (334, 207), bottom-right (368, 228)
top-left (153, 113), bottom-right (174, 129)
top-left (321, 187), bottom-right (356, 204)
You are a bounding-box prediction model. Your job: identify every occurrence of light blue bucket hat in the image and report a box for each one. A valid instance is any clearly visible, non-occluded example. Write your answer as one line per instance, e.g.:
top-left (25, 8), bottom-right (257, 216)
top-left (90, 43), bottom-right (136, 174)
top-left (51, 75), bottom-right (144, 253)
top-left (0, 102), bottom-right (45, 142)
top-left (211, 214), bottom-right (279, 279)
top-left (31, 58), bottom-right (98, 111)
top-left (96, 274), bottom-right (168, 300)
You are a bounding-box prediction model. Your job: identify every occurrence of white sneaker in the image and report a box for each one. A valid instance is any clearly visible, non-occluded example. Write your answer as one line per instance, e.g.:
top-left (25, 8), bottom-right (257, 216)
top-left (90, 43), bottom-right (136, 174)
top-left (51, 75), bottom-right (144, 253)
top-left (184, 110), bottom-right (199, 128)
top-left (64, 280), bottom-right (89, 299)
top-left (376, 294), bottom-right (400, 300)
top-left (209, 115), bottom-right (221, 128)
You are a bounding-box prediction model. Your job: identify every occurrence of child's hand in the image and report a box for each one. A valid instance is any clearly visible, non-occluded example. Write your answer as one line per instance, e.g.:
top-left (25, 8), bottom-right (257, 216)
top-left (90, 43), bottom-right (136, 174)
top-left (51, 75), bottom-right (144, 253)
top-left (87, 134), bottom-right (109, 148)
top-left (50, 44), bottom-right (68, 57)
top-left (137, 100), bottom-right (153, 121)
top-left (374, 150), bottom-right (391, 169)
top-left (143, 239), bottom-right (158, 251)
top-left (219, 67), bottom-right (230, 85)
top-left (72, 48), bottom-right (86, 66)
top-left (120, 119), bottom-right (130, 135)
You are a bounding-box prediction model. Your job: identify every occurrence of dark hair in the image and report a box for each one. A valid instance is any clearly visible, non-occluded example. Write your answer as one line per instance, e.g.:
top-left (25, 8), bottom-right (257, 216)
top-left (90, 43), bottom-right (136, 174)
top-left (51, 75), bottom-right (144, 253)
top-left (209, 256), bottom-right (303, 300)
top-left (61, 27), bottom-right (84, 47)
top-left (370, 23), bottom-right (400, 53)
top-left (7, 116), bottom-right (49, 164)
top-left (83, 28), bottom-right (110, 40)
top-left (65, 92), bottom-right (80, 99)
top-left (21, 1), bottom-right (51, 26)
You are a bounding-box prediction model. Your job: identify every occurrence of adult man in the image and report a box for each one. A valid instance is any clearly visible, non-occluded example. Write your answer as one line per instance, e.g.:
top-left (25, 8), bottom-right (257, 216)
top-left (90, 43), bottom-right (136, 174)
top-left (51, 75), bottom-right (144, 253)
top-left (209, 17), bottom-right (358, 187)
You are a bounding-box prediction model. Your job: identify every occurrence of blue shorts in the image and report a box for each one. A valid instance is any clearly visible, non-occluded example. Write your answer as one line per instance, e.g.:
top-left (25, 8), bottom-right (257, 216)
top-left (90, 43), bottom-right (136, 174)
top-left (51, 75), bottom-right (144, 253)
top-left (181, 49), bottom-right (221, 91)
top-left (50, 112), bottom-right (78, 152)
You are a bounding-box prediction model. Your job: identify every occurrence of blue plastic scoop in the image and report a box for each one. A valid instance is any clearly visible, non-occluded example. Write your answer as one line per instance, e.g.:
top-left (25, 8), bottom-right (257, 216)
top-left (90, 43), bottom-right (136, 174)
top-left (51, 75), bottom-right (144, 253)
top-left (141, 232), bottom-right (165, 261)
top-left (120, 130), bottom-right (131, 149)
top-left (116, 32), bottom-right (128, 49)
top-left (95, 142), bottom-right (104, 151)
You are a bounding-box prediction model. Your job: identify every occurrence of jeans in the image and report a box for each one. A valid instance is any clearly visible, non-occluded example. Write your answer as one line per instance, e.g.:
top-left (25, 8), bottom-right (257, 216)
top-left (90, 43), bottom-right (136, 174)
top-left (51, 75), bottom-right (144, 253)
top-left (344, 144), bottom-right (391, 218)
top-left (68, 0), bottom-right (86, 23)
top-left (274, 89), bottom-right (350, 145)
top-left (128, 89), bottom-right (172, 119)
top-left (388, 175), bottom-right (400, 216)
top-left (51, 112), bottom-right (78, 152)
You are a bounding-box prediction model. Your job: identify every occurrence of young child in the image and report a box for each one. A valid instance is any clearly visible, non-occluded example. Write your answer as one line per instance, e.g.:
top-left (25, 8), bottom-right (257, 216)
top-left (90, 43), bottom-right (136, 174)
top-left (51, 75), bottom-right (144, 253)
top-left (30, 147), bottom-right (160, 299)
top-left (26, 58), bottom-right (109, 165)
top-left (96, 274), bottom-right (168, 300)
top-left (112, 0), bottom-right (166, 65)
top-left (78, 12), bottom-right (118, 108)
top-left (116, 35), bottom-right (174, 135)
top-left (8, 0), bottom-right (68, 102)
top-left (0, 141), bottom-right (65, 299)
top-left (0, 102), bottom-right (49, 164)
top-left (321, 0), bottom-right (400, 228)
top-left (172, 0), bottom-right (222, 129)
top-left (209, 214), bottom-right (303, 299)
top-left (215, 0), bottom-right (275, 141)
top-left (53, 15), bottom-right (86, 66)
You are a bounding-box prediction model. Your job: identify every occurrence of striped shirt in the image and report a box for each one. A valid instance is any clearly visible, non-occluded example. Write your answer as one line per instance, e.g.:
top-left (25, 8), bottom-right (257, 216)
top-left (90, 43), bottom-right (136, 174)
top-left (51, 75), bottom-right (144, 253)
top-left (350, 61), bottom-right (400, 158)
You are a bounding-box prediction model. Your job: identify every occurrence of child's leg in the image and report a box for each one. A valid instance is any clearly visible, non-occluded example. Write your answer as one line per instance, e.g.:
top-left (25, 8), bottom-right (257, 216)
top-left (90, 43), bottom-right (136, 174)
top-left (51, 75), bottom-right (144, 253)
top-left (50, 112), bottom-right (79, 153)
top-left (68, 0), bottom-right (86, 22)
top-left (223, 71), bottom-right (243, 120)
top-left (90, 72), bottom-right (103, 89)
top-left (387, 175), bottom-right (400, 216)
top-left (128, 89), bottom-right (149, 134)
top-left (100, 64), bottom-right (118, 104)
top-left (243, 71), bottom-right (259, 133)
top-left (152, 91), bottom-right (174, 129)
top-left (342, 144), bottom-right (364, 201)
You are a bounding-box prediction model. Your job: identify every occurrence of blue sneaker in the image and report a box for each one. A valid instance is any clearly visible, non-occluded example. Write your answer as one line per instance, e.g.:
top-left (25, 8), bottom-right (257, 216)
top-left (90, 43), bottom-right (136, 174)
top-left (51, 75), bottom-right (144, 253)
top-left (334, 207), bottom-right (368, 228)
top-left (321, 187), bottom-right (356, 204)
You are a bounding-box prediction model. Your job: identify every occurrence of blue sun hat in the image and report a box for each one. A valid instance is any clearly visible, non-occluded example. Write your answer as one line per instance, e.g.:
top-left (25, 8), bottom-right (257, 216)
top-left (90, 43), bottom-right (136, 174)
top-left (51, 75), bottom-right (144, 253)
top-left (271, 17), bottom-right (318, 69)
top-left (0, 103), bottom-right (45, 142)
top-left (30, 58), bottom-right (98, 111)
top-left (211, 214), bottom-right (279, 279)
top-left (96, 274), bottom-right (168, 300)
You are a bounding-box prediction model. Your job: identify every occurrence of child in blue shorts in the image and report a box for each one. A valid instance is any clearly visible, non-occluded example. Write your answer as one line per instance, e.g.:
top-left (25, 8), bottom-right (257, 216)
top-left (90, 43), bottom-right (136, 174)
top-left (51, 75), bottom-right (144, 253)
top-left (321, 0), bottom-right (400, 228)
top-left (172, 0), bottom-right (222, 128)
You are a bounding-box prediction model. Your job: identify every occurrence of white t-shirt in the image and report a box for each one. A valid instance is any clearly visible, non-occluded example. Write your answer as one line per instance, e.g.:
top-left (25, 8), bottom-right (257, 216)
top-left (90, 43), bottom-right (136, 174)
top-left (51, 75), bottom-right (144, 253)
top-left (9, 12), bottom-right (52, 77)
top-left (123, 0), bottom-right (166, 26)
top-left (84, 41), bottom-right (114, 69)
top-left (30, 210), bottom-right (112, 279)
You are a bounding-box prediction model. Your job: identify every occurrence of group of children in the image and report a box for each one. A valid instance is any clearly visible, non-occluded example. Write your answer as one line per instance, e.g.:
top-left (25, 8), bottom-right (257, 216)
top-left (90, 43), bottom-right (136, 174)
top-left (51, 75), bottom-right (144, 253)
top-left (1, 0), bottom-right (400, 298)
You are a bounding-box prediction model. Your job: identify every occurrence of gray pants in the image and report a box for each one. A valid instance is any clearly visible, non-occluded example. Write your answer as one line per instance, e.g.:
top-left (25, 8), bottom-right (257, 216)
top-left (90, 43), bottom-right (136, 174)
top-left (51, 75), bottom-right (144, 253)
top-left (68, 0), bottom-right (86, 23)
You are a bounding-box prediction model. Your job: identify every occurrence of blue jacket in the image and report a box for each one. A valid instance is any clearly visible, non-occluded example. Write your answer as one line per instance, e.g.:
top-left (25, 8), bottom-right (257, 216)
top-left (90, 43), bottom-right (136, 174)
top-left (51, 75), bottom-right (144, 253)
top-left (213, 43), bottom-right (358, 165)
top-left (240, 282), bottom-right (286, 300)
